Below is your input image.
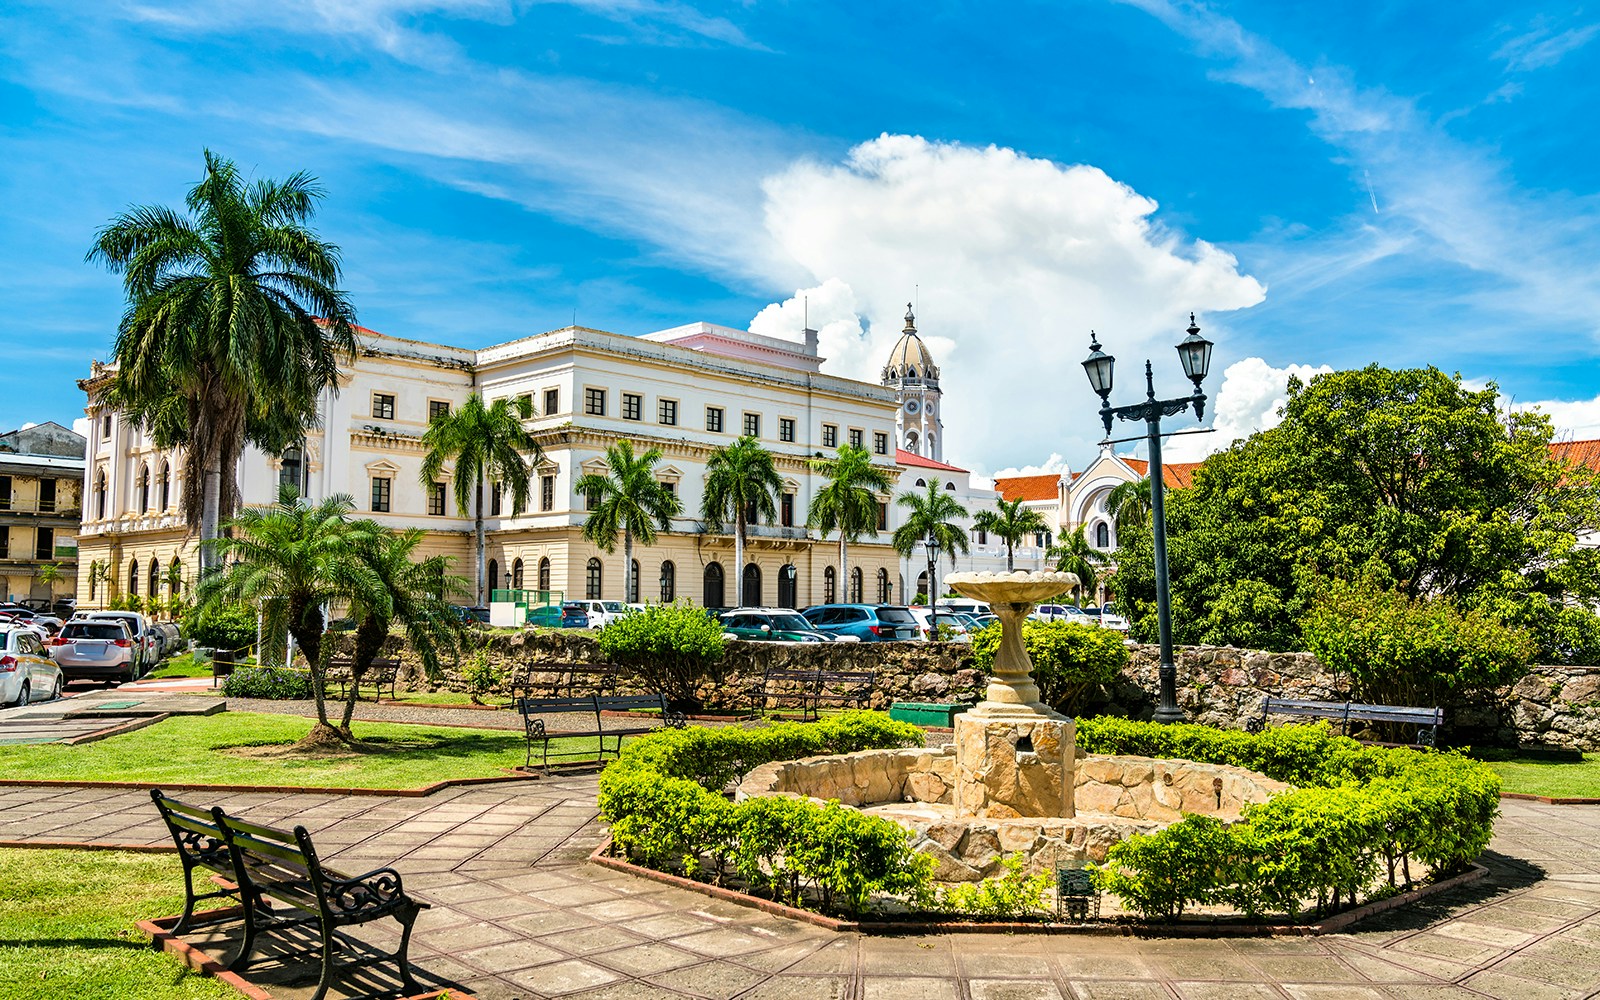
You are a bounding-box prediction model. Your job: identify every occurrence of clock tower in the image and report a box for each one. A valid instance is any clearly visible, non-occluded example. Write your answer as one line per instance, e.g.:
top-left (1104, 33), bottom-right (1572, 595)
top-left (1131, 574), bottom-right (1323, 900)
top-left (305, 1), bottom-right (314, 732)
top-left (881, 304), bottom-right (943, 462)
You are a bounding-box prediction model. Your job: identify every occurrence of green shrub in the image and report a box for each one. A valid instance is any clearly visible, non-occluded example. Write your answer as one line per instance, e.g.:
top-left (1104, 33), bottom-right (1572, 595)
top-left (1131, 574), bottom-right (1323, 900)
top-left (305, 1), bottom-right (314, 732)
top-left (184, 603), bottom-right (258, 653)
top-left (598, 711), bottom-right (931, 914)
top-left (462, 647), bottom-right (504, 704)
top-left (1079, 717), bottom-right (1500, 921)
top-left (933, 853), bottom-right (1052, 918)
top-left (221, 666), bottom-right (315, 700)
top-left (596, 603), bottom-right (725, 709)
top-left (969, 619), bottom-right (1128, 714)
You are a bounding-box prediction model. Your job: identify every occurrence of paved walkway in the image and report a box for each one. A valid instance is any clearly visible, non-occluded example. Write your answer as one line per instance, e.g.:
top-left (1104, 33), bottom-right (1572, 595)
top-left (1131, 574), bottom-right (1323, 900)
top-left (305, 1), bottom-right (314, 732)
top-left (2, 778), bottom-right (1598, 1000)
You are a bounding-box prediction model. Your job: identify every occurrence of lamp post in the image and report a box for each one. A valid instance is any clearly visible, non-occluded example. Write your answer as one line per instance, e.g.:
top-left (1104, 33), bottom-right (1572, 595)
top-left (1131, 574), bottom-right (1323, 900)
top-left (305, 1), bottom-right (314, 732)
top-left (1081, 314), bottom-right (1214, 724)
top-left (923, 534), bottom-right (942, 609)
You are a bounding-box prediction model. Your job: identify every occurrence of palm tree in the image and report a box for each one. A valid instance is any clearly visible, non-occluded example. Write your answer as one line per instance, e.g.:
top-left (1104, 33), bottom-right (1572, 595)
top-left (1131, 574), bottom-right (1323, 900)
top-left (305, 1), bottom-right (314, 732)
top-left (892, 480), bottom-right (969, 605)
top-left (36, 563), bottom-right (63, 598)
top-left (972, 496), bottom-right (1048, 572)
top-left (196, 484), bottom-right (385, 747)
top-left (701, 437), bottom-right (782, 607)
top-left (808, 444), bottom-right (892, 599)
top-left (1105, 479), bottom-right (1152, 538)
top-left (1048, 527), bottom-right (1110, 604)
top-left (341, 528), bottom-right (464, 733)
top-left (576, 440), bottom-right (682, 605)
top-left (87, 150), bottom-right (358, 574)
top-left (420, 393), bottom-right (543, 605)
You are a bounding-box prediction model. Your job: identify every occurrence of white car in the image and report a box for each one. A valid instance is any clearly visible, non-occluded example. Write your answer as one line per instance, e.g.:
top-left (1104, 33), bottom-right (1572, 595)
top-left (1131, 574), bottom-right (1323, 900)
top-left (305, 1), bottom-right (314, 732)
top-left (908, 607), bottom-right (978, 643)
top-left (87, 611), bottom-right (159, 671)
top-left (1031, 603), bottom-right (1096, 625)
top-left (1, 624), bottom-right (64, 706)
top-left (562, 600), bottom-right (628, 628)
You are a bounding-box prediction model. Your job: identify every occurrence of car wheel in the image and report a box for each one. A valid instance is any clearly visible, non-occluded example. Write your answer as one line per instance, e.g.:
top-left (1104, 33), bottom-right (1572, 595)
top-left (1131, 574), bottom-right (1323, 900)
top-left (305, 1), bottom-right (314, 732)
top-left (13, 682), bottom-right (28, 708)
top-left (51, 676), bottom-right (63, 701)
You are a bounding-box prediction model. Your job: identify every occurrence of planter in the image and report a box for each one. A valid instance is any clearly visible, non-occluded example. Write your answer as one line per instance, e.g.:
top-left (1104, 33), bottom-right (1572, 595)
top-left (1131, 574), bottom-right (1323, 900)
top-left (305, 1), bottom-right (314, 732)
top-left (890, 701), bottom-right (969, 727)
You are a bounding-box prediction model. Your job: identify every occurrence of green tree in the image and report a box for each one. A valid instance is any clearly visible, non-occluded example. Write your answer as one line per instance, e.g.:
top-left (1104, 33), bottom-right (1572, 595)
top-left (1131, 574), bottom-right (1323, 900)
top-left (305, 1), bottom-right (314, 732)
top-left (576, 440), bottom-right (682, 604)
top-left (700, 436), bottom-right (782, 607)
top-left (808, 445), bottom-right (892, 600)
top-left (195, 485), bottom-right (385, 747)
top-left (891, 479), bottom-right (969, 605)
top-left (969, 618), bottom-right (1129, 714)
top-left (420, 392), bottom-right (543, 605)
top-left (972, 496), bottom-right (1047, 572)
top-left (36, 563), bottom-right (63, 597)
top-left (1048, 527), bottom-right (1109, 604)
top-left (87, 150), bottom-right (358, 574)
top-left (1104, 479), bottom-right (1152, 537)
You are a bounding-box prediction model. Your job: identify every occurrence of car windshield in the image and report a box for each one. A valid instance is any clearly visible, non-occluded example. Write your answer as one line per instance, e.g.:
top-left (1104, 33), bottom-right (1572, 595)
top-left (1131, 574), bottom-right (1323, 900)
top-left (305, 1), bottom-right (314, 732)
top-left (875, 607), bottom-right (915, 624)
top-left (63, 623), bottom-right (126, 640)
top-left (768, 615), bottom-right (813, 631)
top-left (601, 602), bottom-right (625, 612)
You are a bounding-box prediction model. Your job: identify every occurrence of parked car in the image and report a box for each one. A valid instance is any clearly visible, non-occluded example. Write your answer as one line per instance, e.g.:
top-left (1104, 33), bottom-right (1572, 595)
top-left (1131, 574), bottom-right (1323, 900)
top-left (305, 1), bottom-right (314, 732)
top-left (561, 600), bottom-right (627, 628)
top-left (1082, 605), bottom-right (1131, 631)
top-left (47, 617), bottom-right (141, 685)
top-left (1031, 603), bottom-right (1095, 625)
top-left (559, 604), bottom-right (593, 629)
top-left (800, 604), bottom-right (919, 642)
top-left (85, 611), bottom-right (157, 672)
top-left (719, 608), bottom-right (835, 642)
top-left (524, 604), bottom-right (565, 628)
top-left (908, 606), bottom-right (980, 642)
top-left (451, 605), bottom-right (491, 624)
top-left (1, 624), bottom-right (63, 706)
top-left (0, 605), bottom-right (63, 635)
top-left (967, 613), bottom-right (999, 631)
top-left (938, 598), bottom-right (991, 617)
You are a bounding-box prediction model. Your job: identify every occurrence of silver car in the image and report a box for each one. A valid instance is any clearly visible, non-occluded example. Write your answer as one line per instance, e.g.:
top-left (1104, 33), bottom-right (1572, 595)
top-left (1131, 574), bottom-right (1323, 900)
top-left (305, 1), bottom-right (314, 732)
top-left (1, 625), bottom-right (63, 706)
top-left (49, 618), bottom-right (141, 685)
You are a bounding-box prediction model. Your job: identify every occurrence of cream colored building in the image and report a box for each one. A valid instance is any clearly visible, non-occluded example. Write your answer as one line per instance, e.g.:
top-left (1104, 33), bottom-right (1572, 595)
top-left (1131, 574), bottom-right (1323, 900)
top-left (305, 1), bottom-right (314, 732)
top-left (0, 422), bottom-right (84, 604)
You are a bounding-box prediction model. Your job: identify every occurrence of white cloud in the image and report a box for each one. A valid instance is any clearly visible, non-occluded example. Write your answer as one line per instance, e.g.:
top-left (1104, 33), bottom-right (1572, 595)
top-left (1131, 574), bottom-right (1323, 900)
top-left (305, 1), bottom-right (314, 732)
top-left (1163, 357), bottom-right (1333, 462)
top-left (1495, 19), bottom-right (1600, 73)
top-left (989, 454), bottom-right (1069, 480)
top-left (754, 134), bottom-right (1266, 471)
top-left (1509, 394), bottom-right (1600, 440)
top-left (71, 417), bottom-right (91, 439)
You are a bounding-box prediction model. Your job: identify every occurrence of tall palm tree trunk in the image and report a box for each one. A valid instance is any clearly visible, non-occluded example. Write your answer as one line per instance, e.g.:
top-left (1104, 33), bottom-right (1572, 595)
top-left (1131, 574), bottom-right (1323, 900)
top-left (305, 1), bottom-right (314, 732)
top-left (925, 552), bottom-right (936, 605)
top-left (839, 537), bottom-right (849, 601)
top-left (475, 475), bottom-right (486, 605)
top-left (200, 461), bottom-right (223, 575)
top-left (1005, 539), bottom-right (1015, 572)
top-left (733, 514), bottom-right (746, 607)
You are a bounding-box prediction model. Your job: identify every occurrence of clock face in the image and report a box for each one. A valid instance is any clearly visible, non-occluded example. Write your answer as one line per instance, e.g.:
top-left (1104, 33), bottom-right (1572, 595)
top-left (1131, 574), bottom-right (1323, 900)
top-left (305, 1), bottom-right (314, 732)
top-left (925, 401), bottom-right (935, 416)
top-left (904, 399), bottom-right (920, 414)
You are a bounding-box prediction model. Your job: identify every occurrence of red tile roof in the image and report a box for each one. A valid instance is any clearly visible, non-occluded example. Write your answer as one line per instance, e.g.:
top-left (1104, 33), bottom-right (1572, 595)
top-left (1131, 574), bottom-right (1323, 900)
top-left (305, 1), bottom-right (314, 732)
top-left (1120, 457), bottom-right (1201, 489)
top-left (1552, 439), bottom-right (1600, 471)
top-left (896, 449), bottom-right (968, 473)
top-left (994, 473), bottom-right (1063, 502)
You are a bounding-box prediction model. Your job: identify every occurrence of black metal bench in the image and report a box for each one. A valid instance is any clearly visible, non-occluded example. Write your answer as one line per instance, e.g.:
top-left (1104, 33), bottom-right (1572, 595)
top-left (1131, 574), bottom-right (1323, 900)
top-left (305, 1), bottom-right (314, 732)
top-left (1245, 696), bottom-right (1444, 748)
top-left (751, 669), bottom-right (876, 721)
top-left (325, 656), bottom-right (401, 702)
top-left (516, 692), bottom-right (686, 769)
top-left (151, 789), bottom-right (428, 1000)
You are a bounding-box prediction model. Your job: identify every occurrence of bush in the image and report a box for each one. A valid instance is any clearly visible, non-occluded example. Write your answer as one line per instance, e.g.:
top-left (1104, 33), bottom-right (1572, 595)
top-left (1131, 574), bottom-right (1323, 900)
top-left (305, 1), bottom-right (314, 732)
top-left (183, 603), bottom-right (258, 653)
top-left (1079, 717), bottom-right (1500, 920)
top-left (933, 853), bottom-right (1052, 918)
top-left (596, 602), bottom-right (725, 709)
top-left (221, 666), bottom-right (315, 700)
top-left (462, 647), bottom-right (504, 705)
top-left (969, 619), bottom-right (1129, 714)
top-left (598, 712), bottom-right (932, 914)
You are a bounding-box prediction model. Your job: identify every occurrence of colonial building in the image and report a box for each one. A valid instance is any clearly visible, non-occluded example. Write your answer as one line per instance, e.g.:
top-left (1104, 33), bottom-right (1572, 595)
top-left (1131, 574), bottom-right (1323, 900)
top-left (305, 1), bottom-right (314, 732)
top-left (0, 422), bottom-right (84, 604)
top-left (883, 306), bottom-right (944, 463)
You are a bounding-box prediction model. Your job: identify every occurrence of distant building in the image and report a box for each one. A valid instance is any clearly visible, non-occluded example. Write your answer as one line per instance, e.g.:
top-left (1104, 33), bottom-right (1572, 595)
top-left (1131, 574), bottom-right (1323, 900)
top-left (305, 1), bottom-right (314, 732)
top-left (0, 421), bottom-right (84, 604)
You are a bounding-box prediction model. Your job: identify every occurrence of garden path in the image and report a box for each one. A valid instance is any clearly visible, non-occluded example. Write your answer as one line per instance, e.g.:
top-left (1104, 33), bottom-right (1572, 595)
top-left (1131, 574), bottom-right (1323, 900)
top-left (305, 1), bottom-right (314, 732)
top-left (0, 779), bottom-right (1595, 1000)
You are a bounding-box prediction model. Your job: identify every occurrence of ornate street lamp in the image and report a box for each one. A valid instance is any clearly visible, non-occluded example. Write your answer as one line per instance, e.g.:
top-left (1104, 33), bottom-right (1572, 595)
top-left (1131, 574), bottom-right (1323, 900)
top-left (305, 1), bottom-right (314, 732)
top-left (923, 534), bottom-right (943, 608)
top-left (1081, 315), bottom-right (1214, 724)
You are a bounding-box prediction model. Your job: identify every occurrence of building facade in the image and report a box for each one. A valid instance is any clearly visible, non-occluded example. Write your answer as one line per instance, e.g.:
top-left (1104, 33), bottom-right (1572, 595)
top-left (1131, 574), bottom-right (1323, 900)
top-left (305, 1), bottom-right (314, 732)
top-left (0, 422), bottom-right (84, 604)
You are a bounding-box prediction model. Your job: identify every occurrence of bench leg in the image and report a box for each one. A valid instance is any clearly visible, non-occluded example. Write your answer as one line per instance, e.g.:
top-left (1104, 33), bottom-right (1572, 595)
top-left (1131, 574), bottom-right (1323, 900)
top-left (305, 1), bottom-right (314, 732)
top-left (394, 903), bottom-right (423, 993)
top-left (228, 887), bottom-right (266, 972)
top-left (310, 917), bottom-right (338, 1000)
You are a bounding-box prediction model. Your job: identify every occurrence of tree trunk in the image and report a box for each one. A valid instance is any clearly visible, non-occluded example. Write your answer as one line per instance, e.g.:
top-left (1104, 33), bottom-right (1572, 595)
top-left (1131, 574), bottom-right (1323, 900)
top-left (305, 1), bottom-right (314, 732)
top-left (475, 474), bottom-right (487, 606)
top-left (623, 527), bottom-right (635, 604)
top-left (341, 615), bottom-right (387, 733)
top-left (839, 535), bottom-right (848, 602)
top-left (200, 460), bottom-right (223, 575)
top-left (733, 513), bottom-right (745, 608)
top-left (926, 554), bottom-right (936, 606)
top-left (1006, 539), bottom-right (1015, 572)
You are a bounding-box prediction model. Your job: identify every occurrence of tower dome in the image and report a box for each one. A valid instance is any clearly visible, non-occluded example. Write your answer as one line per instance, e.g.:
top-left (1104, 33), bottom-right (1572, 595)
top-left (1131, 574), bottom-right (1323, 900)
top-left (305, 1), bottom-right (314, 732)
top-left (882, 302), bottom-right (945, 462)
top-left (882, 304), bottom-right (940, 384)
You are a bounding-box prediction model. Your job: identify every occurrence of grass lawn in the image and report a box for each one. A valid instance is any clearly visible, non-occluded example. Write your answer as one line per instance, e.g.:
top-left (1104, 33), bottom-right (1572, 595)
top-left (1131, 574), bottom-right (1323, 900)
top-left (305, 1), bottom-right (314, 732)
top-left (145, 652), bottom-right (214, 680)
top-left (1477, 750), bottom-right (1600, 799)
top-left (0, 711), bottom-right (580, 789)
top-left (0, 848), bottom-right (236, 1000)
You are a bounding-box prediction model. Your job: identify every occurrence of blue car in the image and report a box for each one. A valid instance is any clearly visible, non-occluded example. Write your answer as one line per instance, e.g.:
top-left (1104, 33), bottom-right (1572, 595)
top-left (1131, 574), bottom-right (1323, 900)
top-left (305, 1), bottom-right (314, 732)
top-left (800, 604), bottom-right (920, 642)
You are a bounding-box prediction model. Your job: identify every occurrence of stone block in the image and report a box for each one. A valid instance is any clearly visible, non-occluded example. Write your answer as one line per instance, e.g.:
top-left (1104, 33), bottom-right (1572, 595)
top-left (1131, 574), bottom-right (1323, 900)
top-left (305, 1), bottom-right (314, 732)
top-left (906, 771), bottom-right (948, 803)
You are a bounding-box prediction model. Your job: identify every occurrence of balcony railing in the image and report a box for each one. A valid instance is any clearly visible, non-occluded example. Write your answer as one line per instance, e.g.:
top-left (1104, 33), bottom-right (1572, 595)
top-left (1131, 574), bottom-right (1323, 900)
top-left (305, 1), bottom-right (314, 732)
top-left (0, 498), bottom-right (80, 516)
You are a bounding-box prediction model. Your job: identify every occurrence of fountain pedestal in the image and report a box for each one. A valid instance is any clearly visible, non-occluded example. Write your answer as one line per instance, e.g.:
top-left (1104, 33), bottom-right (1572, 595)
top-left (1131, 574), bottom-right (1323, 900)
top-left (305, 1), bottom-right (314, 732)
top-left (945, 571), bottom-right (1080, 820)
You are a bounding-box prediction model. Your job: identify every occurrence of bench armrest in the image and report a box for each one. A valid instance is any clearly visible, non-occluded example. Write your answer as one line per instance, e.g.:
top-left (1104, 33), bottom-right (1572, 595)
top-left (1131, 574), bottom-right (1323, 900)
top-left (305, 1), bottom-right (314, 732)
top-left (322, 866), bottom-right (415, 916)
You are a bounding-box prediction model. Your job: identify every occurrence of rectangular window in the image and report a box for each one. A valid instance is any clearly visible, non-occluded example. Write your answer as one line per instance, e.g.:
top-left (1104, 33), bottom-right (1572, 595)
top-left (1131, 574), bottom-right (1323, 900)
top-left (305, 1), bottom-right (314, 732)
top-left (102, 414), bottom-right (111, 436)
top-left (978, 527), bottom-right (988, 545)
top-left (0, 476), bottom-right (10, 510)
top-left (781, 493), bottom-right (794, 528)
top-left (585, 388), bottom-right (607, 416)
top-left (705, 406), bottom-right (724, 432)
top-left (35, 526), bottom-right (53, 560)
top-left (779, 417), bottom-right (795, 443)
top-left (622, 392), bottom-right (643, 421)
top-left (661, 481), bottom-right (676, 500)
top-left (544, 388), bottom-right (559, 415)
top-left (371, 477), bottom-right (392, 513)
top-left (873, 431), bottom-right (889, 455)
top-left (372, 393), bottom-right (396, 420)
top-left (849, 428), bottom-right (863, 449)
top-left (428, 399), bottom-right (451, 422)
top-left (876, 502), bottom-right (888, 531)
top-left (658, 399), bottom-right (678, 426)
top-left (742, 412), bottom-right (761, 437)
top-left (490, 482), bottom-right (503, 516)
top-left (822, 424), bottom-right (838, 448)
top-left (0, 528), bottom-right (8, 559)
top-left (540, 475), bottom-right (554, 512)
top-left (428, 481), bottom-right (447, 516)
top-left (517, 393), bottom-right (533, 415)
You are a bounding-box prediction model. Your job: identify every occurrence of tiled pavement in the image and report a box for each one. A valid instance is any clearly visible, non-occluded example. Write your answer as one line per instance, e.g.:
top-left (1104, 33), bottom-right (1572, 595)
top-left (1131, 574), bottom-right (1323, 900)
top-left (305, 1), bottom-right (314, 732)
top-left (3, 778), bottom-right (1599, 1000)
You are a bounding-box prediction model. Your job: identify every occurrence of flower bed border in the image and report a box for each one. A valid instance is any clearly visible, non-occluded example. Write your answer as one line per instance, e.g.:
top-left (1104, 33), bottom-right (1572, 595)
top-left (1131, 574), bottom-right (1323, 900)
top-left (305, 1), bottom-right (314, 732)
top-left (0, 769), bottom-right (540, 797)
top-left (1501, 792), bottom-right (1600, 805)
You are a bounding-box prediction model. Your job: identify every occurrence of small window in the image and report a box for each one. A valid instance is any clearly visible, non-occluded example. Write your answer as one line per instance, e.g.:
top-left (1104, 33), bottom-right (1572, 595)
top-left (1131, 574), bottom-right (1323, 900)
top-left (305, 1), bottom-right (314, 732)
top-left (877, 568), bottom-right (892, 604)
top-left (622, 393), bottom-right (642, 421)
top-left (585, 484), bottom-right (600, 510)
top-left (946, 481), bottom-right (956, 491)
top-left (538, 557), bottom-right (551, 592)
top-left (371, 476), bottom-right (392, 512)
top-left (779, 418), bottom-right (795, 443)
top-left (823, 566), bottom-right (837, 603)
top-left (490, 482), bottom-right (503, 516)
top-left (876, 502), bottom-right (888, 531)
top-left (873, 431), bottom-right (888, 455)
top-left (978, 527), bottom-right (988, 545)
top-left (95, 469), bottom-right (106, 519)
top-left (629, 559), bottom-right (640, 603)
top-left (428, 481), bottom-right (447, 516)
top-left (822, 424), bottom-right (838, 448)
top-left (128, 558), bottom-right (139, 596)
top-left (586, 558), bottom-right (603, 600)
top-left (660, 481), bottom-right (676, 499)
top-left (517, 393), bottom-right (533, 414)
top-left (743, 412), bottom-right (761, 437)
top-left (372, 393), bottom-right (396, 420)
top-left (488, 558), bottom-right (499, 591)
top-left (658, 399), bottom-right (678, 426)
top-left (512, 558), bottom-right (524, 588)
top-left (102, 413), bottom-right (111, 436)
top-left (706, 406), bottom-right (724, 433)
top-left (429, 399), bottom-right (451, 422)
top-left (849, 428), bottom-right (863, 449)
top-left (659, 560), bottom-right (676, 603)
top-left (35, 526), bottom-right (54, 560)
top-left (585, 388), bottom-right (607, 416)
top-left (781, 492), bottom-right (795, 528)
top-left (137, 464), bottom-right (150, 513)
top-left (149, 558), bottom-right (160, 597)
top-left (1096, 522), bottom-right (1111, 548)
top-left (540, 475), bottom-right (554, 512)
top-left (544, 388), bottom-right (559, 415)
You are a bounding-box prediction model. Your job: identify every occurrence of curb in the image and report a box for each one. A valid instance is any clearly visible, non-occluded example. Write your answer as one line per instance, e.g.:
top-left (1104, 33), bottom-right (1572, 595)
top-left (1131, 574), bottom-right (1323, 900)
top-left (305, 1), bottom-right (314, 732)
top-left (0, 839), bottom-right (174, 852)
top-left (590, 840), bottom-right (1488, 937)
top-left (1501, 792), bottom-right (1600, 805)
top-left (0, 769), bottom-right (542, 797)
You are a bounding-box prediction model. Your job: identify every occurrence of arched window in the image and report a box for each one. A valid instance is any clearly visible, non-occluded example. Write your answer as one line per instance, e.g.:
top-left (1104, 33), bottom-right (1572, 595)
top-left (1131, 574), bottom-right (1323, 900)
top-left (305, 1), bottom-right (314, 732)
top-left (907, 366), bottom-right (918, 379)
top-left (512, 558), bottom-right (524, 589)
top-left (777, 564), bottom-right (797, 609)
top-left (137, 464), bottom-right (150, 513)
top-left (487, 559), bottom-right (499, 595)
top-left (586, 558), bottom-right (602, 600)
top-left (629, 560), bottom-right (640, 604)
top-left (703, 563), bottom-right (724, 608)
top-left (95, 469), bottom-right (106, 519)
top-left (850, 566), bottom-right (863, 603)
top-left (278, 447), bottom-right (304, 497)
top-left (905, 431), bottom-right (919, 452)
top-left (742, 563), bottom-right (761, 607)
top-left (1095, 522), bottom-right (1110, 548)
top-left (538, 557), bottom-right (551, 594)
top-left (823, 566), bottom-right (836, 603)
top-left (88, 568), bottom-right (96, 601)
top-left (915, 478), bottom-right (926, 488)
top-left (128, 559), bottom-right (139, 596)
top-left (659, 560), bottom-right (676, 603)
top-left (169, 559), bottom-right (181, 594)
top-left (945, 481), bottom-right (956, 491)
top-left (877, 568), bottom-right (891, 604)
top-left (159, 461), bottom-right (171, 510)
top-left (149, 558), bottom-right (160, 597)
top-left (916, 571), bottom-right (929, 601)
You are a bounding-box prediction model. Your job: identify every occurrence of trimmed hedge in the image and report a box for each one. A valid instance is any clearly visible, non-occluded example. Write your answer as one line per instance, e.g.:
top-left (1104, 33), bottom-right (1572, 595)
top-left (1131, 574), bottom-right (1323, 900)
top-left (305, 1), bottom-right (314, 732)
top-left (220, 667), bottom-right (316, 700)
top-left (1078, 717), bottom-right (1500, 920)
top-left (597, 712), bottom-right (933, 914)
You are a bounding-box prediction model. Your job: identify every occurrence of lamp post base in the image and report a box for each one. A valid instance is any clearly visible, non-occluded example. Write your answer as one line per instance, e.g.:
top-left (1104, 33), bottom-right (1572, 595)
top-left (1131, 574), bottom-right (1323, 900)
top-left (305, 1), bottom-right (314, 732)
top-left (1152, 663), bottom-right (1186, 724)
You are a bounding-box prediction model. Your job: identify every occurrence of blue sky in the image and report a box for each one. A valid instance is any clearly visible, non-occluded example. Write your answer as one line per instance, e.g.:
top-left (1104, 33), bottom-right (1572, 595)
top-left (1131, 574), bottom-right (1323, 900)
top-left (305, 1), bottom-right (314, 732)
top-left (3, 0), bottom-right (1599, 472)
